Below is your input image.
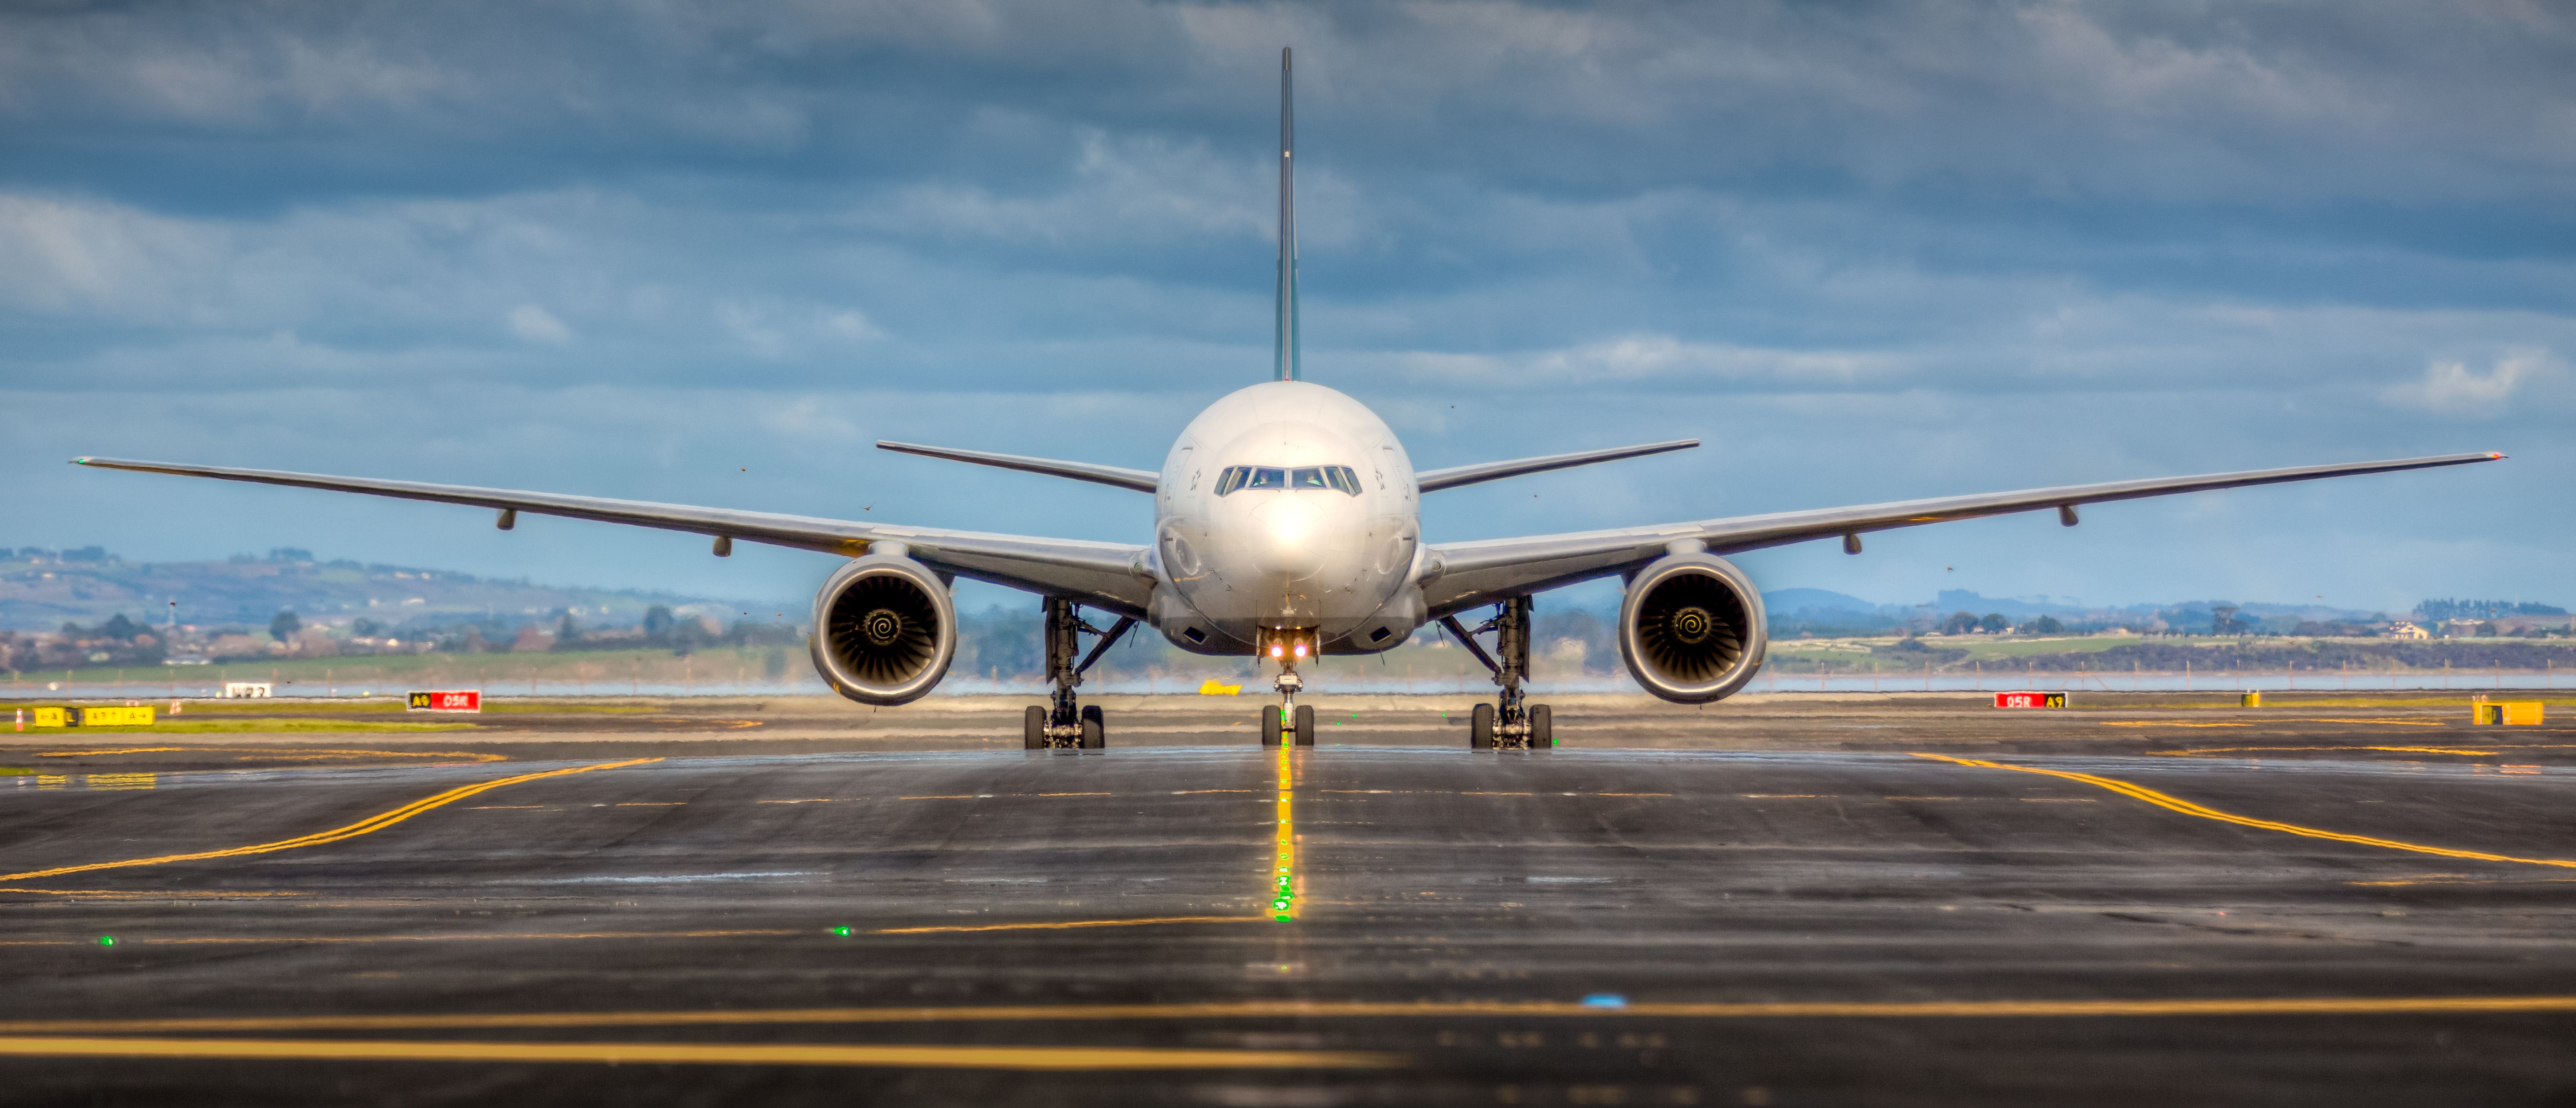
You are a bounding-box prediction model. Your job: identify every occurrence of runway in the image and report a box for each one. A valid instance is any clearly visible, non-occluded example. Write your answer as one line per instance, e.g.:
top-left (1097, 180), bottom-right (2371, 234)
top-left (6, 695), bottom-right (2576, 1104)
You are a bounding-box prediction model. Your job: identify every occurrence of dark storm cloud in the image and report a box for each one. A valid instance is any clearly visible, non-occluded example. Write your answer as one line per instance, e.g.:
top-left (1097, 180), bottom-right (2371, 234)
top-left (2, 0), bottom-right (2568, 610)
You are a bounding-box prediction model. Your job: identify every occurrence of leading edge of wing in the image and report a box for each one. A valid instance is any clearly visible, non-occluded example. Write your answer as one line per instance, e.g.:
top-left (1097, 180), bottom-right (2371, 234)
top-left (875, 441), bottom-right (1159, 493)
top-left (1415, 439), bottom-right (1698, 494)
top-left (70, 457), bottom-right (1154, 612)
top-left (1420, 451), bottom-right (2504, 612)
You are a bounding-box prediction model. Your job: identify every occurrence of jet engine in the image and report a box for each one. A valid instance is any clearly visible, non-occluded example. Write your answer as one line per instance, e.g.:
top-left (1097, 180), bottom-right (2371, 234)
top-left (1618, 550), bottom-right (1767, 702)
top-left (808, 553), bottom-right (956, 705)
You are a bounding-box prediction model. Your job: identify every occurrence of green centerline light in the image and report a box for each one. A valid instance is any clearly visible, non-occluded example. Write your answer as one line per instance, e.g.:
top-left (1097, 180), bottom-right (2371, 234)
top-left (97, 935), bottom-right (116, 947)
top-left (830, 926), bottom-right (852, 937)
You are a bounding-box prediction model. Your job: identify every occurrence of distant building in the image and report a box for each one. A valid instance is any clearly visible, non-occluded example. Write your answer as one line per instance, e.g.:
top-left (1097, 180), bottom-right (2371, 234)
top-left (2386, 621), bottom-right (2430, 640)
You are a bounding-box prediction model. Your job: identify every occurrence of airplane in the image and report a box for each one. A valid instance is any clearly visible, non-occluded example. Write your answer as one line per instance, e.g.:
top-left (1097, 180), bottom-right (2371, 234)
top-left (74, 49), bottom-right (2501, 752)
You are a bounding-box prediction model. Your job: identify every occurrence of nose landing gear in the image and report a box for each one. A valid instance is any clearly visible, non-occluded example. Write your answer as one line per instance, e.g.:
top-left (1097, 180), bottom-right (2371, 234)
top-left (1025, 597), bottom-right (1132, 750)
top-left (1259, 629), bottom-right (1317, 747)
top-left (1443, 596), bottom-right (1554, 751)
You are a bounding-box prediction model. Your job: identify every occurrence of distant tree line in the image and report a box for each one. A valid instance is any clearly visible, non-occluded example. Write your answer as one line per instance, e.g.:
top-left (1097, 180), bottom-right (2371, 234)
top-left (2417, 599), bottom-right (2568, 620)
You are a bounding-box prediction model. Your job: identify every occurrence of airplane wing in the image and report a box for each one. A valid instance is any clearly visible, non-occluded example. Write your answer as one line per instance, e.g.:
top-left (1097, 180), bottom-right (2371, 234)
top-left (71, 457), bottom-right (1155, 615)
top-left (875, 441), bottom-right (1159, 493)
top-left (1418, 451), bottom-right (2504, 616)
top-left (1416, 439), bottom-right (1698, 493)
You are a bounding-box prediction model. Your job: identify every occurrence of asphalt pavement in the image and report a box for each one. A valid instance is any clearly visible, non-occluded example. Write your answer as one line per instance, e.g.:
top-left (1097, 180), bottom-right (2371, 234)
top-left (6, 696), bottom-right (2576, 1104)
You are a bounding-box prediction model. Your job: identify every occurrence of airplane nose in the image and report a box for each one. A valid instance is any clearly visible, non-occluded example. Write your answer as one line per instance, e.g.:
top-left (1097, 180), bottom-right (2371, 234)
top-left (1247, 498), bottom-right (1329, 580)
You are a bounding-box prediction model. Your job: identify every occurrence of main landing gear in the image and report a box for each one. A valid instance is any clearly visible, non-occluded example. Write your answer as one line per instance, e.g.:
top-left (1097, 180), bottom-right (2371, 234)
top-left (1023, 597), bottom-right (1135, 751)
top-left (1440, 596), bottom-right (1554, 751)
top-left (1259, 628), bottom-right (1317, 748)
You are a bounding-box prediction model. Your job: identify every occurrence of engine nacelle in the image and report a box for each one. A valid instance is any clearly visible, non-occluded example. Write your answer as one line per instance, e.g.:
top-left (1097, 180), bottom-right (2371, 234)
top-left (1618, 551), bottom-right (1768, 702)
top-left (809, 553), bottom-right (956, 705)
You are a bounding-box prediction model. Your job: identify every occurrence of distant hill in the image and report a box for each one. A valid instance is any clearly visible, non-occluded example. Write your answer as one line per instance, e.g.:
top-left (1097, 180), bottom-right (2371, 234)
top-left (0, 547), bottom-right (782, 632)
top-left (1761, 588), bottom-right (1883, 617)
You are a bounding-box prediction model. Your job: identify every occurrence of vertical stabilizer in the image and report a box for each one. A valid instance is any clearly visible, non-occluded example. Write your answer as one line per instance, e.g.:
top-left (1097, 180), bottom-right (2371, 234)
top-left (1274, 47), bottom-right (1300, 381)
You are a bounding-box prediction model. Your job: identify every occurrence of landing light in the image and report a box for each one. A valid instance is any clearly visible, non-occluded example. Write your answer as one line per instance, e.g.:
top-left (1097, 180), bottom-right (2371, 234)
top-left (1269, 644), bottom-right (1284, 658)
top-left (1293, 643), bottom-right (1308, 658)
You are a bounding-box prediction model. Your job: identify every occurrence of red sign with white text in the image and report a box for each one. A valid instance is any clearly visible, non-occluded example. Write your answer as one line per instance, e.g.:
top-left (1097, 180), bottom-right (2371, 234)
top-left (408, 689), bottom-right (482, 712)
top-left (1993, 691), bottom-right (2066, 709)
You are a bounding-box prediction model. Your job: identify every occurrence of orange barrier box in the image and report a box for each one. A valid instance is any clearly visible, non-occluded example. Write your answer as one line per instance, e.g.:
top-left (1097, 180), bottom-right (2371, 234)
top-left (2472, 700), bottom-right (2544, 726)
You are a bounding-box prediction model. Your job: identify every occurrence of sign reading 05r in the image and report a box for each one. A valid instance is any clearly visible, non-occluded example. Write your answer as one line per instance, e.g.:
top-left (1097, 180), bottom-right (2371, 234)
top-left (408, 690), bottom-right (482, 712)
top-left (1993, 691), bottom-right (2066, 709)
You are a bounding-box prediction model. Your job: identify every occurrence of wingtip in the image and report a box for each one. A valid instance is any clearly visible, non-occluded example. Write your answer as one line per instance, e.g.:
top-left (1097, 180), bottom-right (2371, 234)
top-left (2490, 451), bottom-right (2508, 460)
top-left (69, 456), bottom-right (92, 465)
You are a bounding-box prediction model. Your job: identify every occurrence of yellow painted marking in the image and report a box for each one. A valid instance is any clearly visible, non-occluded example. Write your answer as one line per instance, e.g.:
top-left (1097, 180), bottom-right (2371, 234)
top-left (466, 805), bottom-right (543, 810)
top-left (613, 802), bottom-right (684, 807)
top-left (1742, 794), bottom-right (1822, 799)
top-left (873, 916), bottom-right (1258, 935)
top-left (1912, 753), bottom-right (2576, 869)
top-left (1597, 792), bottom-right (1672, 797)
top-left (2104, 718), bottom-right (2450, 730)
top-left (900, 795), bottom-right (981, 800)
top-left (1461, 791), bottom-right (1533, 796)
top-left (0, 759), bottom-right (662, 883)
top-left (1172, 789), bottom-right (1260, 795)
top-left (756, 799), bottom-right (836, 805)
top-left (2350, 877), bottom-right (2576, 887)
top-left (2100, 721), bottom-right (2251, 728)
top-left (17, 995), bottom-right (2576, 1036)
top-left (0, 928), bottom-right (806, 947)
top-left (1036, 792), bottom-right (1111, 797)
top-left (37, 746), bottom-right (507, 762)
top-left (0, 1037), bottom-right (1393, 1071)
top-left (39, 747), bottom-right (187, 756)
top-left (0, 889), bottom-right (308, 899)
top-left (2150, 746), bottom-right (2498, 758)
top-left (1274, 743), bottom-right (1298, 921)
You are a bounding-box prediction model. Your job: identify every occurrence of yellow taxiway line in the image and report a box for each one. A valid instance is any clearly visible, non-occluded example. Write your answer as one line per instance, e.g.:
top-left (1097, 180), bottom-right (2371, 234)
top-left (1273, 744), bottom-right (1298, 920)
top-left (875, 916), bottom-right (1259, 935)
top-left (1912, 752), bottom-right (2576, 869)
top-left (37, 747), bottom-right (508, 762)
top-left (0, 758), bottom-right (663, 883)
top-left (2148, 746), bottom-right (2499, 757)
top-left (0, 1036), bottom-right (1395, 1070)
top-left (12, 994), bottom-right (2576, 1037)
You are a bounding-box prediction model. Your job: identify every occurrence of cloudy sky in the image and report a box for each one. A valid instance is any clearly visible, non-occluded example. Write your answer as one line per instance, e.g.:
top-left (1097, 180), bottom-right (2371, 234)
top-left (4, 0), bottom-right (2569, 617)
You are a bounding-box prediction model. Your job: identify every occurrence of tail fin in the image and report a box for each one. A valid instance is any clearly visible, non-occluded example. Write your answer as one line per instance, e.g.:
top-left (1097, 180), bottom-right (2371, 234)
top-left (1274, 47), bottom-right (1300, 381)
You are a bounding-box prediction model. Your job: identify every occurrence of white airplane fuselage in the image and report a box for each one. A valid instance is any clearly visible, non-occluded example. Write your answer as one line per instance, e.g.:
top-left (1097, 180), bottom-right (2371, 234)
top-left (1150, 380), bottom-right (1424, 657)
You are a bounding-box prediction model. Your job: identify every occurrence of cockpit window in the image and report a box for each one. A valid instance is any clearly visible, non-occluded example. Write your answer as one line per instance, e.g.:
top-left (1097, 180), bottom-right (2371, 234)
top-left (1213, 464), bottom-right (1363, 497)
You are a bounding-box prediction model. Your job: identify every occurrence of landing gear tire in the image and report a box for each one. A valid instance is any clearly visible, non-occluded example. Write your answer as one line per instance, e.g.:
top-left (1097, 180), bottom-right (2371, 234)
top-left (1079, 704), bottom-right (1105, 749)
top-left (1262, 706), bottom-right (1285, 747)
top-left (1528, 704), bottom-right (1553, 749)
top-left (1470, 703), bottom-right (1496, 750)
top-left (1023, 705), bottom-right (1046, 750)
top-left (1293, 704), bottom-right (1315, 747)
